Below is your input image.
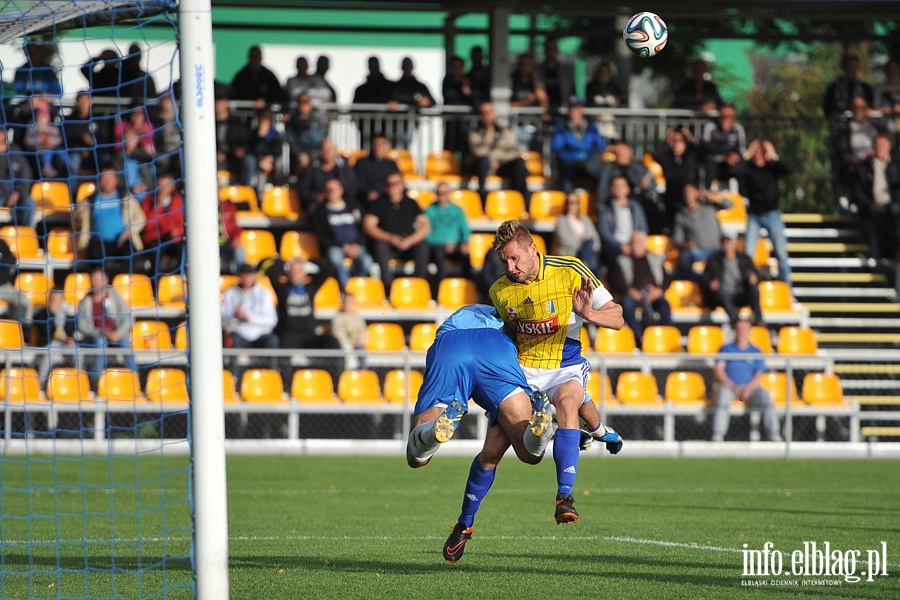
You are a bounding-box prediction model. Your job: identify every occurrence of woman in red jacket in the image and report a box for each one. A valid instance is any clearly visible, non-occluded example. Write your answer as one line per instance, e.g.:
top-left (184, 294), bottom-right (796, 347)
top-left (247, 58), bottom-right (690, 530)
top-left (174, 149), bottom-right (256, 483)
top-left (141, 172), bottom-right (185, 275)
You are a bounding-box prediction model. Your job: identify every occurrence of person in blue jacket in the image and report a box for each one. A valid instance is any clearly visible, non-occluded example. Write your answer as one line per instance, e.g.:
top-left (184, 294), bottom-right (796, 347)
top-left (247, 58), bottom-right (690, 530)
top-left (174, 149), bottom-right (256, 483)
top-left (550, 96), bottom-right (606, 192)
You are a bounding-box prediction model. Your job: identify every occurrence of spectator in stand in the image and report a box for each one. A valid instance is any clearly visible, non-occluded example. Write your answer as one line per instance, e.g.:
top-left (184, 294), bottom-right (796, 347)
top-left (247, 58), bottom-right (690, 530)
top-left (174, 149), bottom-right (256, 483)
top-left (467, 101), bottom-right (530, 206)
top-left (252, 108), bottom-right (284, 195)
top-left (352, 56), bottom-right (395, 152)
top-left (585, 62), bottom-right (623, 109)
top-left (393, 56), bottom-right (435, 149)
top-left (221, 263), bottom-right (279, 377)
top-left (442, 55), bottom-right (473, 155)
top-left (22, 97), bottom-right (70, 182)
top-left (285, 56), bottom-right (312, 104)
top-left (552, 191), bottom-right (601, 273)
top-left (119, 43), bottom-right (158, 103)
top-left (299, 137), bottom-right (357, 217)
top-left (284, 92), bottom-right (327, 172)
top-left (154, 91), bottom-right (182, 177)
top-left (467, 46), bottom-right (491, 107)
top-left (215, 90), bottom-right (256, 186)
top-left (14, 42), bottom-right (61, 97)
top-left (80, 48), bottom-right (120, 96)
top-left (609, 230), bottom-right (672, 347)
top-left (63, 91), bottom-right (101, 175)
top-left (550, 95), bottom-right (606, 192)
top-left (111, 126), bottom-right (153, 202)
top-left (539, 37), bottom-right (569, 114)
top-left (509, 53), bottom-right (549, 151)
top-left (823, 52), bottom-right (875, 125)
top-left (838, 97), bottom-right (883, 191)
top-left (701, 103), bottom-right (746, 188)
top-left (0, 237), bottom-right (33, 330)
top-left (311, 55), bottom-right (337, 106)
top-left (673, 59), bottom-right (722, 113)
top-left (597, 175), bottom-right (649, 273)
top-left (114, 109), bottom-right (155, 154)
top-left (701, 232), bottom-right (763, 324)
top-left (875, 59), bottom-right (900, 119)
top-left (354, 132), bottom-right (400, 207)
top-left (140, 172), bottom-right (184, 275)
top-left (476, 246), bottom-right (503, 303)
top-left (0, 129), bottom-right (36, 229)
top-left (852, 133), bottom-right (900, 262)
top-left (312, 179), bottom-right (374, 290)
top-left (362, 172), bottom-right (431, 289)
top-left (34, 289), bottom-right (76, 387)
top-left (76, 267), bottom-right (135, 380)
top-left (76, 168), bottom-right (146, 274)
top-left (711, 317), bottom-right (782, 442)
top-left (730, 139), bottom-right (793, 286)
top-left (590, 140), bottom-right (660, 233)
top-left (218, 195), bottom-right (244, 273)
top-left (672, 183), bottom-right (732, 280)
top-left (424, 182), bottom-right (472, 295)
top-left (229, 46), bottom-right (284, 108)
top-left (331, 293), bottom-right (367, 371)
top-left (652, 127), bottom-right (701, 230)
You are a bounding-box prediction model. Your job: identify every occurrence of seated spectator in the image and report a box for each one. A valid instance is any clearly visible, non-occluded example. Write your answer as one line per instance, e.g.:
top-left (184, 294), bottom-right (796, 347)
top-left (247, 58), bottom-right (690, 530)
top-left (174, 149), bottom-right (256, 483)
top-left (111, 128), bottom-right (153, 202)
top-left (701, 232), bottom-right (763, 324)
top-left (63, 91), bottom-right (102, 175)
top-left (76, 168), bottom-right (146, 275)
top-left (552, 191), bottom-right (601, 273)
top-left (700, 104), bottom-right (746, 188)
top-left (550, 96), bottom-right (606, 192)
top-left (299, 138), bottom-right (357, 217)
top-left (140, 172), bottom-right (185, 276)
top-left (312, 179), bottom-right (374, 290)
top-left (284, 92), bottom-right (327, 171)
top-left (851, 133), bottom-right (900, 262)
top-left (652, 127), bottom-right (701, 230)
top-left (0, 237), bottom-right (33, 331)
top-left (392, 56), bottom-right (435, 149)
top-left (837, 97), bottom-right (884, 197)
top-left (229, 46), bottom-right (284, 108)
top-left (672, 183), bottom-right (732, 279)
top-left (672, 58), bottom-right (722, 113)
top-left (609, 230), bottom-right (672, 347)
top-left (23, 97), bottom-right (70, 182)
top-left (589, 140), bottom-right (660, 232)
top-left (597, 175), bottom-right (649, 273)
top-left (331, 293), bottom-right (367, 371)
top-left (215, 91), bottom-right (255, 186)
top-left (34, 289), bottom-right (76, 386)
top-left (0, 129), bottom-right (36, 229)
top-left (476, 246), bottom-right (504, 303)
top-left (442, 55), bottom-right (473, 154)
top-left (467, 101), bottom-right (530, 205)
top-left (362, 173), bottom-right (431, 290)
top-left (711, 317), bottom-right (782, 442)
top-left (76, 267), bottom-right (135, 380)
top-left (875, 59), bottom-right (900, 117)
top-left (154, 91), bottom-right (182, 177)
top-left (585, 62), bottom-right (623, 109)
top-left (218, 196), bottom-right (244, 273)
top-left (252, 108), bottom-right (284, 195)
top-left (284, 56), bottom-right (312, 104)
top-left (14, 42), bottom-right (61, 97)
top-left (114, 109), bottom-right (155, 154)
top-left (221, 263), bottom-right (279, 377)
top-left (424, 183), bottom-right (472, 294)
top-left (353, 132), bottom-right (400, 206)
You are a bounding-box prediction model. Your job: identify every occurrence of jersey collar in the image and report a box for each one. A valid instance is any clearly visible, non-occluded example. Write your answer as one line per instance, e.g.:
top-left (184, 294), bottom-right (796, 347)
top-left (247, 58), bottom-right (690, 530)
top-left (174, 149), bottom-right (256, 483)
top-left (536, 252), bottom-right (547, 281)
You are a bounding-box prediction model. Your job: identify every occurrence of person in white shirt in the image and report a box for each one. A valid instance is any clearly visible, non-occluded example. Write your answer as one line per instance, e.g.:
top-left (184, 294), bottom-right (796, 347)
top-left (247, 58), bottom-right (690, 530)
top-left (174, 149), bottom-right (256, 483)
top-left (221, 263), bottom-right (279, 377)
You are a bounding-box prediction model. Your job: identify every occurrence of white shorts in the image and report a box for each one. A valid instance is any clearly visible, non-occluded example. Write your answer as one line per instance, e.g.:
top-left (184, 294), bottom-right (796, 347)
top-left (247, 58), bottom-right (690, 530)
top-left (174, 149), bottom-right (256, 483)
top-left (521, 362), bottom-right (590, 405)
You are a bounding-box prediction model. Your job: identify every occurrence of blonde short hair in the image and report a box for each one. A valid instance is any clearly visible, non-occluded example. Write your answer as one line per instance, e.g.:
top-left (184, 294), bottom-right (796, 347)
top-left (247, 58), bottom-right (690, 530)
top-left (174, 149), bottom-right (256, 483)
top-left (492, 220), bottom-right (533, 253)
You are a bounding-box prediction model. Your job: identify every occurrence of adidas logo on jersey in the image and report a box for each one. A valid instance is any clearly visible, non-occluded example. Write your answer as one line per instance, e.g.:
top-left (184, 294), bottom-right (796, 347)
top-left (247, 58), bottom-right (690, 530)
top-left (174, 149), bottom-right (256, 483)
top-left (523, 296), bottom-right (534, 304)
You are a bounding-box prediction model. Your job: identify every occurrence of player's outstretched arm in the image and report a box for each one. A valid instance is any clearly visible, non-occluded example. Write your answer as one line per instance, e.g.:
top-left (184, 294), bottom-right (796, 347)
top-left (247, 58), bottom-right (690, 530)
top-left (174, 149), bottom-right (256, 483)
top-left (573, 276), bottom-right (624, 330)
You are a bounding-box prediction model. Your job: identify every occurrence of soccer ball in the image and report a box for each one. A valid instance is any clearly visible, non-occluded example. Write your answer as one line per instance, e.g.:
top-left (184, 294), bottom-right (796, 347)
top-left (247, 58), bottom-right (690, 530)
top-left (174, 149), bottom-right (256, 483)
top-left (623, 12), bottom-right (668, 58)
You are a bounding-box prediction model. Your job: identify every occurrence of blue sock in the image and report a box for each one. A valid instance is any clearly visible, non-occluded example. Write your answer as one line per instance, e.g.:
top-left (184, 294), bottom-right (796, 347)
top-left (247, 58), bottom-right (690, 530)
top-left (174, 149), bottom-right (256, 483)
top-left (458, 456), bottom-right (496, 528)
top-left (554, 428), bottom-right (581, 497)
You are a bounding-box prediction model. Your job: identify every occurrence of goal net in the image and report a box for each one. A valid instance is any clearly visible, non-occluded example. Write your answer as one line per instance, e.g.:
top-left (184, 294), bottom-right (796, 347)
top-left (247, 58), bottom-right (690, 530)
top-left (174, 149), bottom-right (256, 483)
top-left (0, 1), bottom-right (197, 597)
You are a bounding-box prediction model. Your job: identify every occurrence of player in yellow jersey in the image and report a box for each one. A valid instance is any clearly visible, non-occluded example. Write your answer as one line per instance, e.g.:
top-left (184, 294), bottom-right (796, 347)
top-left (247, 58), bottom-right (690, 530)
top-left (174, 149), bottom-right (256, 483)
top-left (490, 219), bottom-right (625, 524)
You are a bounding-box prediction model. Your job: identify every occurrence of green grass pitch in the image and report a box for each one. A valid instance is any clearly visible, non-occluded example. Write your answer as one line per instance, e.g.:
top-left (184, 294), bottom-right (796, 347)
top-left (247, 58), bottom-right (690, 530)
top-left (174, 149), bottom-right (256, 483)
top-left (3, 456), bottom-right (899, 598)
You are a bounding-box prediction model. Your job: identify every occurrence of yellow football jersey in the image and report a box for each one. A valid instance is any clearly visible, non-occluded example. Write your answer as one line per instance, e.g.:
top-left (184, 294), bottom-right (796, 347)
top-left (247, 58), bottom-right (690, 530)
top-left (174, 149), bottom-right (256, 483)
top-left (490, 254), bottom-right (612, 369)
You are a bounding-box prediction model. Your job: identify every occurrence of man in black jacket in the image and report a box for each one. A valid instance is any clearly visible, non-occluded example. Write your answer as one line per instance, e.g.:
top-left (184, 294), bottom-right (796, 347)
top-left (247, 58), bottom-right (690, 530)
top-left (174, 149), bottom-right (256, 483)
top-left (701, 232), bottom-right (763, 324)
top-left (215, 92), bottom-right (256, 187)
top-left (353, 133), bottom-right (400, 206)
top-left (852, 133), bottom-right (900, 262)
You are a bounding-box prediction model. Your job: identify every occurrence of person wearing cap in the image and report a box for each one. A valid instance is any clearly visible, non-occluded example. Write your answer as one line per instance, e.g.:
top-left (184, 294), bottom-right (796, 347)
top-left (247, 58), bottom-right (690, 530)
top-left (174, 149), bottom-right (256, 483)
top-left (701, 231), bottom-right (764, 324)
top-left (221, 263), bottom-right (279, 380)
top-left (550, 95), bottom-right (606, 192)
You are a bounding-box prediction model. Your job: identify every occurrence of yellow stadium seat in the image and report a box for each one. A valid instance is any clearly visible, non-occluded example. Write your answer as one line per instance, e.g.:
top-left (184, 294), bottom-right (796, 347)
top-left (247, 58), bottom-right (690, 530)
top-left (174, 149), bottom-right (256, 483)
top-left (521, 151), bottom-right (546, 183)
top-left (219, 185), bottom-right (259, 214)
top-left (97, 368), bottom-right (143, 403)
top-left (216, 170), bottom-right (231, 186)
top-left (157, 274), bottom-right (187, 310)
top-left (750, 325), bottom-right (774, 354)
top-left (752, 238), bottom-right (771, 268)
top-left (437, 277), bottom-right (478, 309)
top-left (646, 234), bottom-right (679, 271)
top-left (485, 190), bottom-right (527, 220)
top-left (342, 149), bottom-right (367, 166)
top-left (641, 325), bottom-right (682, 354)
top-left (365, 322), bottom-right (406, 352)
top-left (759, 280), bottom-right (793, 312)
top-left (338, 369), bottom-right (384, 403)
top-left (0, 225), bottom-right (42, 259)
top-left (687, 325), bottom-right (724, 354)
top-left (383, 369), bottom-right (424, 404)
top-left (665, 280), bottom-right (705, 314)
top-left (15, 271), bottom-right (50, 309)
top-left (345, 277), bottom-right (387, 308)
top-left (468, 233), bottom-right (495, 269)
top-left (759, 372), bottom-right (798, 407)
top-left (31, 181), bottom-right (71, 214)
top-left (64, 272), bottom-right (91, 307)
top-left (450, 189), bottom-right (486, 220)
top-left (112, 273), bottom-right (156, 309)
top-left (386, 149), bottom-right (418, 178)
top-left (529, 190), bottom-right (566, 222)
top-left (240, 369), bottom-right (287, 403)
top-left (313, 277), bottom-right (342, 311)
top-left (174, 322), bottom-right (187, 350)
top-left (425, 150), bottom-right (462, 182)
top-left (261, 185), bottom-right (301, 220)
top-left (407, 188), bottom-right (436, 210)
top-left (643, 153), bottom-right (667, 188)
top-left (586, 372), bottom-right (614, 406)
top-left (716, 193), bottom-right (748, 227)
top-left (578, 190), bottom-right (595, 220)
top-left (777, 326), bottom-right (818, 355)
top-left (616, 371), bottom-right (661, 405)
top-left (409, 323), bottom-right (438, 352)
top-left (389, 277), bottom-right (433, 310)
top-left (0, 319), bottom-right (24, 348)
top-left (222, 370), bottom-right (239, 404)
top-left (801, 373), bottom-right (845, 406)
top-left (132, 320), bottom-right (173, 351)
top-left (46, 228), bottom-right (76, 260)
top-left (665, 371), bottom-right (708, 406)
top-left (256, 275), bottom-right (278, 307)
top-left (291, 369), bottom-right (338, 403)
top-left (279, 230), bottom-right (321, 260)
top-left (580, 326), bottom-right (590, 353)
top-left (47, 368), bottom-right (91, 403)
top-left (76, 181), bottom-right (96, 203)
top-left (145, 368), bottom-right (190, 404)
top-left (240, 230), bottom-right (278, 265)
top-left (531, 235), bottom-right (547, 255)
top-left (594, 326), bottom-right (637, 353)
top-left (0, 367), bottom-right (42, 403)
top-left (219, 274), bottom-right (240, 295)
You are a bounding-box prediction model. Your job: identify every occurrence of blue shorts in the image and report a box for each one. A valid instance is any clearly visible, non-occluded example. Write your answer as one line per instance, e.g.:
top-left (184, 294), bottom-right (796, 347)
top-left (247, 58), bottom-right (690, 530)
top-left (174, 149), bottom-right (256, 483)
top-left (413, 328), bottom-right (531, 426)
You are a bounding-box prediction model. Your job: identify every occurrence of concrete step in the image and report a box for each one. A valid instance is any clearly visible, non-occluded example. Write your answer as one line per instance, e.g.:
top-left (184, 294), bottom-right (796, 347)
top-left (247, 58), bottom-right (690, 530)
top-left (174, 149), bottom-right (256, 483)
top-left (789, 258), bottom-right (870, 269)
top-left (792, 272), bottom-right (887, 283)
top-left (782, 213), bottom-right (856, 224)
top-left (816, 332), bottom-right (900, 344)
top-left (793, 287), bottom-right (896, 299)
top-left (810, 317), bottom-right (900, 329)
top-left (802, 302), bottom-right (900, 313)
top-left (784, 227), bottom-right (861, 239)
top-left (786, 242), bottom-right (869, 253)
